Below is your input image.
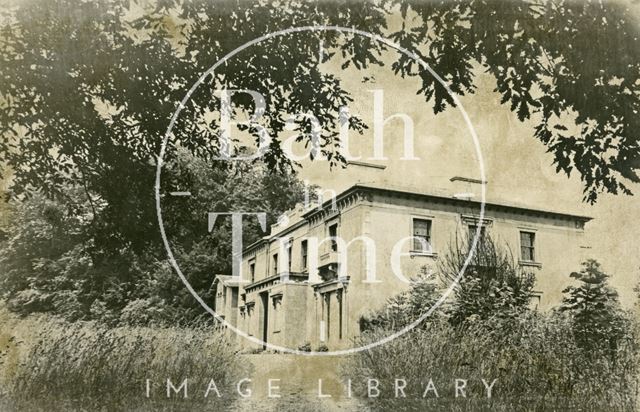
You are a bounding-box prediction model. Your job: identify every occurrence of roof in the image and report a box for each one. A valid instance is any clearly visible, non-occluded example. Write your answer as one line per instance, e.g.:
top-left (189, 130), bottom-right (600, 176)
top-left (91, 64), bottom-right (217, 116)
top-left (303, 183), bottom-right (593, 223)
top-left (211, 275), bottom-right (242, 288)
top-left (242, 183), bottom-right (592, 255)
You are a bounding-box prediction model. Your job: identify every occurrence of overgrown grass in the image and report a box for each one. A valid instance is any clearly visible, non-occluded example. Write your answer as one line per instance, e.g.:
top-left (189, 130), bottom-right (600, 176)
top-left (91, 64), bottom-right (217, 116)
top-left (0, 305), bottom-right (248, 411)
top-left (345, 312), bottom-right (640, 411)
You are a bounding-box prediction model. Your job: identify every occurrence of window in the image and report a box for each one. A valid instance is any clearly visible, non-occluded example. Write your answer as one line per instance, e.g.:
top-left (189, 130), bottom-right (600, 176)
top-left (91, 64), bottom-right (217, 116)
top-left (328, 223), bottom-right (338, 252)
top-left (337, 290), bottom-right (343, 340)
top-left (301, 239), bottom-right (308, 270)
top-left (272, 253), bottom-right (278, 275)
top-left (412, 218), bottom-right (432, 252)
top-left (520, 231), bottom-right (536, 261)
top-left (325, 294), bottom-right (331, 340)
top-left (272, 295), bottom-right (283, 332)
top-left (286, 243), bottom-right (293, 272)
top-left (246, 303), bottom-right (255, 335)
top-left (249, 259), bottom-right (256, 283)
top-left (468, 225), bottom-right (486, 244)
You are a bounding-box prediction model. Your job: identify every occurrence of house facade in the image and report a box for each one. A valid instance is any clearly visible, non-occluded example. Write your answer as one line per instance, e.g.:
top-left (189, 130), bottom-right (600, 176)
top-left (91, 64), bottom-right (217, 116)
top-left (213, 183), bottom-right (592, 351)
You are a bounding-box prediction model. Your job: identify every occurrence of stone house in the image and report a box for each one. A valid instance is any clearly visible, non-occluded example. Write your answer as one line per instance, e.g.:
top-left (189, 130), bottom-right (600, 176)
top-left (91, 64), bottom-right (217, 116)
top-left (213, 182), bottom-right (591, 351)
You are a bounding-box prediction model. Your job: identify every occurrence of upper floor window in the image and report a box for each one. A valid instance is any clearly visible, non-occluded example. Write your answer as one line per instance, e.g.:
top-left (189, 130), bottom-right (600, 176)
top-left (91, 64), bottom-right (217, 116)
top-left (328, 223), bottom-right (338, 252)
top-left (286, 243), bottom-right (293, 272)
top-left (272, 253), bottom-right (278, 275)
top-left (468, 225), bottom-right (486, 244)
top-left (520, 231), bottom-right (536, 261)
top-left (249, 259), bottom-right (256, 283)
top-left (301, 239), bottom-right (308, 270)
top-left (412, 218), bottom-right (432, 252)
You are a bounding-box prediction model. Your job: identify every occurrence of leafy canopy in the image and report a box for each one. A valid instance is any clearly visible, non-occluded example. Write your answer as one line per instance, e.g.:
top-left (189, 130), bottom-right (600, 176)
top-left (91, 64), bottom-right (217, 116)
top-left (560, 259), bottom-right (628, 351)
top-left (1, 0), bottom-right (638, 214)
top-left (0, 154), bottom-right (308, 324)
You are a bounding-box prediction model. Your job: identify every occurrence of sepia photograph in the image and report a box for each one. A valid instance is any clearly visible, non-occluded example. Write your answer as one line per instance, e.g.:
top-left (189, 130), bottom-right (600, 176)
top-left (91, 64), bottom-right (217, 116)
top-left (0, 0), bottom-right (639, 411)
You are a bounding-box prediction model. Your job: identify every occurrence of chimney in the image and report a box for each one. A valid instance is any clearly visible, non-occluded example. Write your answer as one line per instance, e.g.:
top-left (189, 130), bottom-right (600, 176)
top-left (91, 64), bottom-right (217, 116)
top-left (450, 176), bottom-right (487, 200)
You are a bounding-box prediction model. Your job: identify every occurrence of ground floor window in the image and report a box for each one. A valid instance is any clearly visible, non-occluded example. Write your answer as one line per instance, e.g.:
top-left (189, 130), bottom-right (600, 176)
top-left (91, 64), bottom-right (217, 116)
top-left (246, 303), bottom-right (255, 336)
top-left (271, 294), bottom-right (283, 333)
top-left (324, 294), bottom-right (331, 340)
top-left (337, 290), bottom-right (343, 340)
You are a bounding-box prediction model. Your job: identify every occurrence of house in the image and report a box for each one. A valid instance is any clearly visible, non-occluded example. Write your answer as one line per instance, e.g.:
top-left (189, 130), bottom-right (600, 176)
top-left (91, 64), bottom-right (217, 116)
top-left (213, 182), bottom-right (592, 351)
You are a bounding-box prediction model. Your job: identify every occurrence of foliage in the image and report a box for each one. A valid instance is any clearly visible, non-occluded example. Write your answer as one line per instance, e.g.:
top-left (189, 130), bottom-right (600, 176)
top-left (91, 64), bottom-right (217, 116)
top-left (0, 187), bottom-right (106, 319)
top-left (347, 311), bottom-right (640, 411)
top-left (0, 0), bottom-right (637, 240)
top-left (359, 267), bottom-right (441, 332)
top-left (297, 342), bottom-right (312, 352)
top-left (0, 152), bottom-right (308, 324)
top-left (315, 344), bottom-right (329, 353)
top-left (360, 236), bottom-right (535, 331)
top-left (143, 150), bottom-right (311, 323)
top-left (0, 0), bottom-right (637, 328)
top-left (559, 259), bottom-right (628, 352)
top-left (386, 0), bottom-right (640, 202)
top-left (0, 305), bottom-right (247, 411)
top-left (439, 235), bottom-right (536, 325)
top-left (0, 0), bottom-right (375, 257)
top-left (347, 257), bottom-right (639, 410)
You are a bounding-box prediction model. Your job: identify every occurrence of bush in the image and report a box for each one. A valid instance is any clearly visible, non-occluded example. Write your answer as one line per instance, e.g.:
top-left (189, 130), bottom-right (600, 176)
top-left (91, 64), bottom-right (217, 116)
top-left (360, 236), bottom-right (535, 332)
top-left (359, 268), bottom-right (441, 332)
top-left (439, 235), bottom-right (535, 325)
top-left (345, 256), bottom-right (640, 411)
top-left (297, 342), bottom-right (312, 352)
top-left (346, 311), bottom-right (640, 411)
top-left (0, 305), bottom-right (247, 411)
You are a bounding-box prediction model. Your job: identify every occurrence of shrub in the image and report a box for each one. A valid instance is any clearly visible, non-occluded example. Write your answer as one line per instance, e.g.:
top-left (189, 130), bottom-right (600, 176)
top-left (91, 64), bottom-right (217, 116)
top-left (345, 256), bottom-right (640, 411)
top-left (360, 236), bottom-right (535, 333)
top-left (315, 344), bottom-right (329, 352)
top-left (346, 311), bottom-right (640, 411)
top-left (297, 342), bottom-right (312, 352)
top-left (359, 268), bottom-right (441, 332)
top-left (439, 235), bottom-right (535, 325)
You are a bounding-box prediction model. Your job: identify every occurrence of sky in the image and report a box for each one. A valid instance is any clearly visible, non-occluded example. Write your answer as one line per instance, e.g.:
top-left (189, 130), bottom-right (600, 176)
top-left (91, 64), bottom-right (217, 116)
top-left (294, 42), bottom-right (640, 308)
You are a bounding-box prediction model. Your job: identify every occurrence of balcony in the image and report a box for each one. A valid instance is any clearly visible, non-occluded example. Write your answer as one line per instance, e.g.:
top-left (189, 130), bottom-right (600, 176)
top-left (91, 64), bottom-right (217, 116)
top-left (243, 271), bottom-right (308, 294)
top-left (317, 251), bottom-right (342, 282)
top-left (319, 251), bottom-right (340, 266)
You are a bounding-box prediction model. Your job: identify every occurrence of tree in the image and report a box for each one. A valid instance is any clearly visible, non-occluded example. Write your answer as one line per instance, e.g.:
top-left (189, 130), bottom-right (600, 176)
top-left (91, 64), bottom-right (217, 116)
top-left (0, 153), bottom-right (308, 324)
top-left (0, 187), bottom-right (98, 319)
top-left (0, 0), bottom-right (637, 211)
top-left (141, 150), bottom-right (311, 323)
top-left (0, 0), bottom-right (376, 257)
top-left (1, 0), bottom-right (639, 315)
top-left (559, 259), bottom-right (627, 352)
top-left (386, 0), bottom-right (640, 202)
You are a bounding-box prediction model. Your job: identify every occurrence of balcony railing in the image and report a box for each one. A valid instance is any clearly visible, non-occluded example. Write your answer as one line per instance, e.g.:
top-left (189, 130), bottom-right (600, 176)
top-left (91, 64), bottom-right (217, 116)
top-left (243, 271), bottom-right (308, 293)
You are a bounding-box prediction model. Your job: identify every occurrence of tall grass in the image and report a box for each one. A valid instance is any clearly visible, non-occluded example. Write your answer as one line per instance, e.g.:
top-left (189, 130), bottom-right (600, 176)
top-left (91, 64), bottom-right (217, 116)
top-left (345, 312), bottom-right (640, 411)
top-left (0, 305), bottom-right (248, 411)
